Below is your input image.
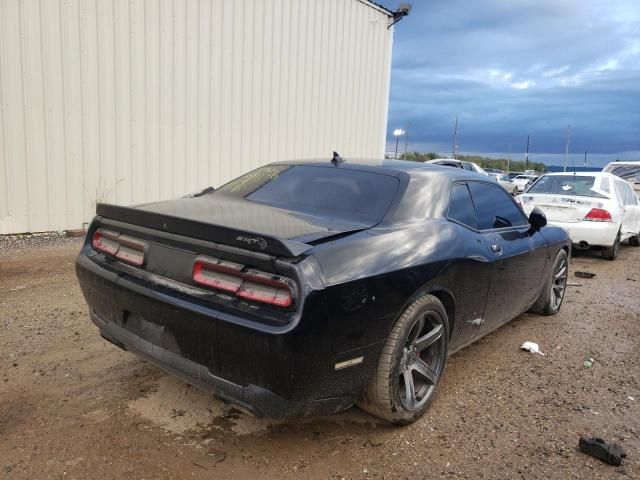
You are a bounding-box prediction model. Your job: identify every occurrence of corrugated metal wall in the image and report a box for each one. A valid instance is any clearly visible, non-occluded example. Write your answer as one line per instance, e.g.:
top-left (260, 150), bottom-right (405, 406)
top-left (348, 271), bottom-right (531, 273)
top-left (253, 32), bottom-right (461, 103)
top-left (0, 0), bottom-right (393, 234)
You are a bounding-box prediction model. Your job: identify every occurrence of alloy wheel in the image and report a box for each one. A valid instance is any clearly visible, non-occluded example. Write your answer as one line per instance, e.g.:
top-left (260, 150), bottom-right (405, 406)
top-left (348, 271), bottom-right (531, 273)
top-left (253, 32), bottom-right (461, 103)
top-left (551, 255), bottom-right (568, 310)
top-left (398, 312), bottom-right (446, 411)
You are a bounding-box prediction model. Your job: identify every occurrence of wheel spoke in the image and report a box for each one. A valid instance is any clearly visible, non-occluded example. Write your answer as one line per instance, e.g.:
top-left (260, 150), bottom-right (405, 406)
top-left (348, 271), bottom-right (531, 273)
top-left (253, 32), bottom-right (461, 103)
top-left (414, 324), bottom-right (444, 352)
top-left (407, 316), bottom-right (425, 346)
top-left (401, 369), bottom-right (416, 410)
top-left (412, 358), bottom-right (439, 385)
top-left (554, 265), bottom-right (566, 278)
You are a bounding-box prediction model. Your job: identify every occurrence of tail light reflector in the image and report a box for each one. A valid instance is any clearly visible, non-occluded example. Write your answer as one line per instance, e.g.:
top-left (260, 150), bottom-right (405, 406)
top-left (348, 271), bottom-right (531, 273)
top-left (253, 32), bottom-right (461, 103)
top-left (92, 228), bottom-right (147, 266)
top-left (583, 208), bottom-right (612, 222)
top-left (192, 256), bottom-right (294, 308)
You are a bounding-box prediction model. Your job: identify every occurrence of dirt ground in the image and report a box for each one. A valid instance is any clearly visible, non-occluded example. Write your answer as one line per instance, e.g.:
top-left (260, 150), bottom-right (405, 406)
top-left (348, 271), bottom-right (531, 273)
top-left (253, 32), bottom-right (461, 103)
top-left (1, 236), bottom-right (639, 479)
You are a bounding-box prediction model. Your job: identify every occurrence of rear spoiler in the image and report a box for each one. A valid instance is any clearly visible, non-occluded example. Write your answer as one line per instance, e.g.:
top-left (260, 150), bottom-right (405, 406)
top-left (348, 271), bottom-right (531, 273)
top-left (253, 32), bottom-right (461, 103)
top-left (95, 203), bottom-right (313, 258)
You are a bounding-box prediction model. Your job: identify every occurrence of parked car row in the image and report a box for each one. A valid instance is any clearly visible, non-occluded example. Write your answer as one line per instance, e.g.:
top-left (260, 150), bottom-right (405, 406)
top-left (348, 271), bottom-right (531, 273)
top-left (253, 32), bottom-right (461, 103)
top-left (424, 159), bottom-right (527, 195)
top-left (418, 158), bottom-right (640, 259)
top-left (488, 173), bottom-right (517, 194)
top-left (424, 158), bottom-right (490, 176)
top-left (512, 174), bottom-right (538, 193)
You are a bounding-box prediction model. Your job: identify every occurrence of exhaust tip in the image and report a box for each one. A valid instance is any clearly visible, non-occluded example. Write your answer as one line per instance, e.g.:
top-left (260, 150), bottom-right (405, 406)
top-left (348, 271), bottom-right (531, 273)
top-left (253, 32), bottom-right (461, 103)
top-left (575, 241), bottom-right (590, 249)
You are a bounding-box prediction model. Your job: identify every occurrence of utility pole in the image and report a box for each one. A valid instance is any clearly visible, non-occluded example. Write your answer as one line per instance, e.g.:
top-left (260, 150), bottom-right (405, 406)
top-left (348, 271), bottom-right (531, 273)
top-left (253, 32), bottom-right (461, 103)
top-left (563, 124), bottom-right (572, 172)
top-left (525, 135), bottom-right (530, 170)
top-left (507, 143), bottom-right (511, 173)
top-left (452, 116), bottom-right (458, 159)
top-left (393, 128), bottom-right (405, 159)
top-left (404, 122), bottom-right (410, 160)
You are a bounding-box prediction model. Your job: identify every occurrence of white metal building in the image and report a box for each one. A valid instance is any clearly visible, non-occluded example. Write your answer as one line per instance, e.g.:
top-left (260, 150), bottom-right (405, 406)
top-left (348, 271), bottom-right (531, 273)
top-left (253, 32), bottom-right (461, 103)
top-left (0, 0), bottom-right (394, 234)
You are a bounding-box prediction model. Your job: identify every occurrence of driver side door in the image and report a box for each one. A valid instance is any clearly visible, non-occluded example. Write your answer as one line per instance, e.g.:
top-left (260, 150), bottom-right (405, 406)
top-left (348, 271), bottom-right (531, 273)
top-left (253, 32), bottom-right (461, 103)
top-left (467, 182), bottom-right (547, 336)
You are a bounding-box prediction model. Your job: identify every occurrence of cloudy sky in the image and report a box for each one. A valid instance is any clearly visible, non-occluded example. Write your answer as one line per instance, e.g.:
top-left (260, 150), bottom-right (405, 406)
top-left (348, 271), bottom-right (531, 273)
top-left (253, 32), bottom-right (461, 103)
top-left (378, 0), bottom-right (640, 165)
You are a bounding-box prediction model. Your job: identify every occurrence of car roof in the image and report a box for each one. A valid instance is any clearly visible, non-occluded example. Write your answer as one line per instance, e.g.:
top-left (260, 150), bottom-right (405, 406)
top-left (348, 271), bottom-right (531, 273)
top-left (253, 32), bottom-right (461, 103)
top-left (270, 158), bottom-right (489, 182)
top-left (542, 171), bottom-right (617, 180)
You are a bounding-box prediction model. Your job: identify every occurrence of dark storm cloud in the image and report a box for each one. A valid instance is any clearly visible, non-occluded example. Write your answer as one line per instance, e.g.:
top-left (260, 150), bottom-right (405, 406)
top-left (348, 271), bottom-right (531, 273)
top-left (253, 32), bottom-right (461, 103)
top-left (377, 0), bottom-right (640, 163)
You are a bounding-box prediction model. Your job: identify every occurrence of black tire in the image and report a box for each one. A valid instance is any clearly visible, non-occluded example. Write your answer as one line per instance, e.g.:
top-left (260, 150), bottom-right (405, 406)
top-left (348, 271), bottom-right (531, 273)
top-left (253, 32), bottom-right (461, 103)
top-left (629, 234), bottom-right (640, 247)
top-left (358, 294), bottom-right (449, 425)
top-left (529, 249), bottom-right (569, 316)
top-left (602, 231), bottom-right (621, 260)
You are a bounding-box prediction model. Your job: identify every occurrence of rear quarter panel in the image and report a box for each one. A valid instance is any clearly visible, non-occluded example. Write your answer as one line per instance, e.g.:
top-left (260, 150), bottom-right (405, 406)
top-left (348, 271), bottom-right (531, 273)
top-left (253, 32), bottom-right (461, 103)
top-left (309, 220), bottom-right (494, 354)
top-left (537, 224), bottom-right (572, 294)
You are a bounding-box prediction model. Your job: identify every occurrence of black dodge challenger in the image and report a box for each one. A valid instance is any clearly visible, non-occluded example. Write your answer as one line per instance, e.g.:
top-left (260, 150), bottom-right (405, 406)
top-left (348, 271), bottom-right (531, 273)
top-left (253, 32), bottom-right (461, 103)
top-left (76, 158), bottom-right (570, 424)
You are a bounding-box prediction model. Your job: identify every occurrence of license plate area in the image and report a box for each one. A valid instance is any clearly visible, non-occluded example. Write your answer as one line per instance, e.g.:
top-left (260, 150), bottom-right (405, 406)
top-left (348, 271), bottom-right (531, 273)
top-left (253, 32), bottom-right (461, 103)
top-left (123, 312), bottom-right (182, 355)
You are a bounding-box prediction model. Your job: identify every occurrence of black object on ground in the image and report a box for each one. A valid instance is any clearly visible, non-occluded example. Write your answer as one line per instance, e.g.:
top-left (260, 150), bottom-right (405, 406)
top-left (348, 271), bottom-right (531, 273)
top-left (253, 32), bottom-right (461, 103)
top-left (578, 437), bottom-right (626, 466)
top-left (575, 271), bottom-right (596, 279)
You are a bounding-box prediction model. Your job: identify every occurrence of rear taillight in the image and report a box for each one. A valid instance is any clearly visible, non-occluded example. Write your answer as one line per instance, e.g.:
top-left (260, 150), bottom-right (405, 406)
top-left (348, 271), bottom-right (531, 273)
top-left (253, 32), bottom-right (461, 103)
top-left (192, 257), bottom-right (244, 293)
top-left (583, 208), bottom-right (612, 222)
top-left (237, 270), bottom-right (294, 307)
top-left (192, 256), bottom-right (294, 308)
top-left (92, 228), bottom-right (147, 266)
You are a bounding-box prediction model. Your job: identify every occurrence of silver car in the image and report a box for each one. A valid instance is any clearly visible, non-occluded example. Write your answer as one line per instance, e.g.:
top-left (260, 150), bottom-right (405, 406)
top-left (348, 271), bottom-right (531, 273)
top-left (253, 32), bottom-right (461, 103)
top-left (490, 173), bottom-right (517, 195)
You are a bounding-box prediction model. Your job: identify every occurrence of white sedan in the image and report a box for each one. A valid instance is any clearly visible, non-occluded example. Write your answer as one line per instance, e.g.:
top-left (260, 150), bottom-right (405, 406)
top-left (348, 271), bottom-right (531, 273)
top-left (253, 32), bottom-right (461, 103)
top-left (489, 173), bottom-right (517, 194)
top-left (517, 172), bottom-right (640, 260)
top-left (512, 174), bottom-right (536, 193)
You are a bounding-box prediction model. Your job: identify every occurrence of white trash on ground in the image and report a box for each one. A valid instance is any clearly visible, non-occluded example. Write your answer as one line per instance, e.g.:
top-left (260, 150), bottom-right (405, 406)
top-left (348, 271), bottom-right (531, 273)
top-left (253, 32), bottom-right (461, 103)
top-left (521, 341), bottom-right (545, 356)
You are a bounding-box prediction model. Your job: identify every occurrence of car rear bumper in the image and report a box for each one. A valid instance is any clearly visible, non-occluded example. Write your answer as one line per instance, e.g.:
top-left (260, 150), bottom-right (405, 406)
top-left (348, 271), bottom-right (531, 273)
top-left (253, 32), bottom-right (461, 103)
top-left (91, 311), bottom-right (351, 418)
top-left (548, 220), bottom-right (619, 247)
top-left (76, 251), bottom-right (375, 418)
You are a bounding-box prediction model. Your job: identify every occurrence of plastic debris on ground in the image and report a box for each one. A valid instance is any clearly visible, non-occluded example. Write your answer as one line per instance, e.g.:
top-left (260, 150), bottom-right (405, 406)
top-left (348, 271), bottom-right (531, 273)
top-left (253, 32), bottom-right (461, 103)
top-left (575, 271), bottom-right (596, 279)
top-left (583, 357), bottom-right (594, 368)
top-left (521, 341), bottom-right (545, 356)
top-left (578, 437), bottom-right (626, 466)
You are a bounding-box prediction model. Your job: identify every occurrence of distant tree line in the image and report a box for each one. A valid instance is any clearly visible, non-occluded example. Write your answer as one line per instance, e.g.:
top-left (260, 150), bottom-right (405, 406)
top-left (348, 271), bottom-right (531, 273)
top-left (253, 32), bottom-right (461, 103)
top-left (394, 152), bottom-right (547, 173)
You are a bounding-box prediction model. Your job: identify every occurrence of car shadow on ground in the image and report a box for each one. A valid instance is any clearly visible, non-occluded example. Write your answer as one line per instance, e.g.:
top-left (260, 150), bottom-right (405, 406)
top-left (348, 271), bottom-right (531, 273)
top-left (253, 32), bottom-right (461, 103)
top-left (125, 361), bottom-right (387, 440)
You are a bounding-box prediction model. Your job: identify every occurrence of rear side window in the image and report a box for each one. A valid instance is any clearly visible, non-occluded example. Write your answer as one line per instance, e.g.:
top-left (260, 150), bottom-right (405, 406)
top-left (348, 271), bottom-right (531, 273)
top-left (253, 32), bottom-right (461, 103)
top-left (468, 182), bottom-right (528, 230)
top-left (448, 184), bottom-right (477, 229)
top-left (216, 165), bottom-right (400, 224)
top-left (616, 180), bottom-right (638, 206)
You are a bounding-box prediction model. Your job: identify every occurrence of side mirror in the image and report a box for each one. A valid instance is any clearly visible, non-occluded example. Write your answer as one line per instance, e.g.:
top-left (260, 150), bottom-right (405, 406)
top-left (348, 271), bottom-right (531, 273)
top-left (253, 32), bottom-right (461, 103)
top-left (528, 207), bottom-right (547, 232)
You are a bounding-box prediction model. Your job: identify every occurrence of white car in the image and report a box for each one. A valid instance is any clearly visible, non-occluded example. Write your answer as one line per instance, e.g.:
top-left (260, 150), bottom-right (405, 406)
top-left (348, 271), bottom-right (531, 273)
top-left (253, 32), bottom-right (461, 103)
top-left (517, 172), bottom-right (640, 260)
top-left (512, 175), bottom-right (536, 193)
top-left (603, 161), bottom-right (640, 196)
top-left (425, 159), bottom-right (491, 176)
top-left (489, 173), bottom-right (517, 194)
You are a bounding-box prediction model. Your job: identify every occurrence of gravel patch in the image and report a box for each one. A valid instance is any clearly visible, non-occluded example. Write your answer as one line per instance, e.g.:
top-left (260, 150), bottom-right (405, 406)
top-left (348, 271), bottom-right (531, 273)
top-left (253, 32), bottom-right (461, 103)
top-left (0, 231), bottom-right (83, 255)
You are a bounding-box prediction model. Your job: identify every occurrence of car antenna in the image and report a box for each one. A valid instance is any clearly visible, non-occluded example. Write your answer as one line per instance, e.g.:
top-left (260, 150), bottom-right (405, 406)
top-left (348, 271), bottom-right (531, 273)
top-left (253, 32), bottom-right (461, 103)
top-left (331, 151), bottom-right (344, 165)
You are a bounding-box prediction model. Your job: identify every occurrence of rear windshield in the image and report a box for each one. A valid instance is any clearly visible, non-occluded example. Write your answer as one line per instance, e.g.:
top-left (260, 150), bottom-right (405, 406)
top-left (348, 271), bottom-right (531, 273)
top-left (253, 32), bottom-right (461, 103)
top-left (215, 165), bottom-right (400, 224)
top-left (603, 164), bottom-right (640, 182)
top-left (527, 175), bottom-right (608, 198)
